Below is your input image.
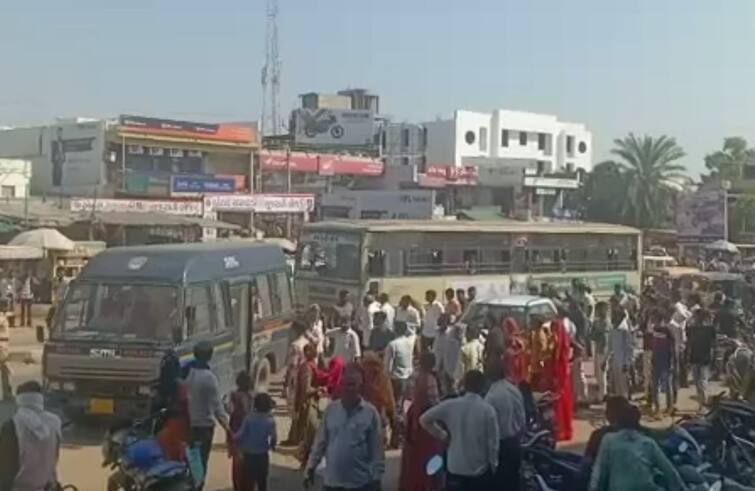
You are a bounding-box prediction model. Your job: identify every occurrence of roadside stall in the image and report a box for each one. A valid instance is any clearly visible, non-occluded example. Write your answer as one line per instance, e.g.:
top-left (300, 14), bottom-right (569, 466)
top-left (0, 245), bottom-right (44, 326)
top-left (8, 228), bottom-right (76, 303)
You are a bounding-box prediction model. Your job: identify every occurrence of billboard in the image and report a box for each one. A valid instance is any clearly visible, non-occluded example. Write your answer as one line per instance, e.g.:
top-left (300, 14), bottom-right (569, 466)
top-left (676, 190), bottom-right (727, 243)
top-left (119, 115), bottom-right (255, 144)
top-left (204, 194), bottom-right (315, 214)
top-left (34, 120), bottom-right (106, 195)
top-left (70, 198), bottom-right (203, 216)
top-left (259, 150), bottom-right (383, 176)
top-left (293, 109), bottom-right (376, 147)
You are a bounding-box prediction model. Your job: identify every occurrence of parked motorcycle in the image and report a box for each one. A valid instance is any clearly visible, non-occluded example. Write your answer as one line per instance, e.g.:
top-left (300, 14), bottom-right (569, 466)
top-left (102, 414), bottom-right (194, 491)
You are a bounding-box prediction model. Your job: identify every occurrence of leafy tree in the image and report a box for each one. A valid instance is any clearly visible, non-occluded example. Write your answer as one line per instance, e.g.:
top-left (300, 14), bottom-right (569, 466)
top-left (610, 133), bottom-right (687, 228)
top-left (580, 160), bottom-right (628, 224)
top-left (733, 194), bottom-right (755, 235)
top-left (704, 137), bottom-right (755, 180)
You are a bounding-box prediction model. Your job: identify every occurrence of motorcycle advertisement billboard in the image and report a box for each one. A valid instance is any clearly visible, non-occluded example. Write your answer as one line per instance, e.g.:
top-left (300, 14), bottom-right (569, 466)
top-left (676, 189), bottom-right (727, 244)
top-left (293, 108), bottom-right (377, 147)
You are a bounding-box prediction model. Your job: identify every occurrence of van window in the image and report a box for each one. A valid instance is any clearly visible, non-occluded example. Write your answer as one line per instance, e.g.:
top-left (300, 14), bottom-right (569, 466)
top-left (186, 285), bottom-right (214, 336)
top-left (275, 271), bottom-right (292, 313)
top-left (228, 283), bottom-right (249, 342)
top-left (252, 276), bottom-right (272, 320)
top-left (268, 273), bottom-right (283, 314)
top-left (529, 302), bottom-right (557, 321)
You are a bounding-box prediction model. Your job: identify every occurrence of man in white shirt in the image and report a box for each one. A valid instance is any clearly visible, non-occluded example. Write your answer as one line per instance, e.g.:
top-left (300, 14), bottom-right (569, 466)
top-left (333, 290), bottom-right (355, 326)
top-left (358, 294), bottom-right (381, 349)
top-left (305, 304), bottom-right (326, 356)
top-left (378, 293), bottom-right (395, 332)
top-left (422, 290), bottom-right (444, 353)
top-left (485, 363), bottom-right (526, 488)
top-left (395, 295), bottom-right (421, 336)
top-left (332, 320), bottom-right (361, 364)
top-left (420, 370), bottom-right (499, 491)
top-left (384, 322), bottom-right (415, 416)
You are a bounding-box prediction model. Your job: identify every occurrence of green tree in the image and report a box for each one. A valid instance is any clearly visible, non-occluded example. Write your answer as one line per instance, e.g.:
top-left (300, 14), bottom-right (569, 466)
top-left (733, 194), bottom-right (755, 235)
top-left (580, 160), bottom-right (628, 224)
top-left (611, 133), bottom-right (687, 228)
top-left (704, 137), bottom-right (755, 180)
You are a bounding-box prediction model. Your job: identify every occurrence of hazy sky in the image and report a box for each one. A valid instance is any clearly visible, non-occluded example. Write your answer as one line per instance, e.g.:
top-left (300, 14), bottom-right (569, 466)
top-left (3, 0), bottom-right (755, 174)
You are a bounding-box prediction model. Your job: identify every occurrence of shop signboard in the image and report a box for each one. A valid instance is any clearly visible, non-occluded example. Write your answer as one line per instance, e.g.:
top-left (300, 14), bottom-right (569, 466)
top-left (676, 189), bottom-right (727, 244)
top-left (320, 190), bottom-right (435, 220)
top-left (204, 194), bottom-right (315, 214)
top-left (119, 115), bottom-right (256, 144)
top-left (419, 164), bottom-right (478, 187)
top-left (259, 150), bottom-right (383, 176)
top-left (292, 108), bottom-right (377, 147)
top-left (70, 198), bottom-right (203, 216)
top-left (170, 175), bottom-right (236, 194)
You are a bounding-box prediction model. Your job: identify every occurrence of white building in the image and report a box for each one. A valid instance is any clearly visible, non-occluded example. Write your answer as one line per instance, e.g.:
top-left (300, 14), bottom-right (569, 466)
top-left (0, 159), bottom-right (31, 198)
top-left (423, 109), bottom-right (593, 172)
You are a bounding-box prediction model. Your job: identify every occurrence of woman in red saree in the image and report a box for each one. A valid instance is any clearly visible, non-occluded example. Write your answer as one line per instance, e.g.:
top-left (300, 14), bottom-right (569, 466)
top-left (226, 371), bottom-right (254, 491)
top-left (549, 316), bottom-right (574, 442)
top-left (399, 352), bottom-right (444, 491)
top-left (502, 317), bottom-right (528, 385)
top-left (326, 356), bottom-right (346, 399)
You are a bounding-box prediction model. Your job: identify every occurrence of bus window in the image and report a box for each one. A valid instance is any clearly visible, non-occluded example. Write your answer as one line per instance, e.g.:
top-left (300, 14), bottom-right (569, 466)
top-left (463, 250), bottom-right (478, 274)
top-left (213, 283), bottom-right (230, 332)
top-left (368, 250), bottom-right (387, 277)
top-left (268, 273), bottom-right (282, 314)
top-left (228, 282), bottom-right (249, 342)
top-left (185, 285), bottom-right (214, 337)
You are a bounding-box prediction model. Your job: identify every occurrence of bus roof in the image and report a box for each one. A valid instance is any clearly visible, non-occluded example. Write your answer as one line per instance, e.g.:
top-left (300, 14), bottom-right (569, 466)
top-left (79, 241), bottom-right (286, 284)
top-left (303, 219), bottom-right (641, 235)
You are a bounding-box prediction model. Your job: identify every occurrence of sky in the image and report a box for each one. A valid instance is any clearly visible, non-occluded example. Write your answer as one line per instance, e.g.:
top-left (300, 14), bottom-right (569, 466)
top-left (2, 0), bottom-right (755, 175)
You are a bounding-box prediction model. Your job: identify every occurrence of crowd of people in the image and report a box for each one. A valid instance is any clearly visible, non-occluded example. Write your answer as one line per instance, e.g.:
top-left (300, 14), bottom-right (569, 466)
top-left (0, 273), bottom-right (745, 491)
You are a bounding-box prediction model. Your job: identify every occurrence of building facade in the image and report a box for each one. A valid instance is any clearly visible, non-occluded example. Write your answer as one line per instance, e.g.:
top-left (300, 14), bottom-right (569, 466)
top-left (0, 159), bottom-right (30, 198)
top-left (380, 122), bottom-right (427, 168)
top-left (423, 109), bottom-right (592, 172)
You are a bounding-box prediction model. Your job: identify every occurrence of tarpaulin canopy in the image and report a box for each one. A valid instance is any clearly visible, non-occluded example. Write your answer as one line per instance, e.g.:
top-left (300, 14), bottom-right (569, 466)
top-left (9, 228), bottom-right (75, 251)
top-left (0, 245), bottom-right (44, 260)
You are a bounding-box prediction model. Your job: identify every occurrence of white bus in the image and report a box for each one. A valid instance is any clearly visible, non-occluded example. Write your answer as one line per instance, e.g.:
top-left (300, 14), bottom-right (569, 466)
top-left (294, 220), bottom-right (642, 309)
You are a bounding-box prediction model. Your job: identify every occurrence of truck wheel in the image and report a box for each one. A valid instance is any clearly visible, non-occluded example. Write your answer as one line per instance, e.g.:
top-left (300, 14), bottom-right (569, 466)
top-left (254, 358), bottom-right (271, 393)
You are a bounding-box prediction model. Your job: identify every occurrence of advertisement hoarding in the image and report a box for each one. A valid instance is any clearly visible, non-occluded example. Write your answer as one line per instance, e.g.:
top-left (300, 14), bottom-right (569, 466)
top-left (676, 190), bottom-right (727, 244)
top-left (119, 115), bottom-right (256, 144)
top-left (259, 150), bottom-right (383, 176)
top-left (293, 108), bottom-right (377, 147)
top-left (36, 121), bottom-right (106, 195)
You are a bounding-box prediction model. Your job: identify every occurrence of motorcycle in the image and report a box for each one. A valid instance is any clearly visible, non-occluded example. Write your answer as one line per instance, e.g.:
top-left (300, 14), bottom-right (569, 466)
top-left (299, 109), bottom-right (344, 139)
top-left (102, 413), bottom-right (195, 491)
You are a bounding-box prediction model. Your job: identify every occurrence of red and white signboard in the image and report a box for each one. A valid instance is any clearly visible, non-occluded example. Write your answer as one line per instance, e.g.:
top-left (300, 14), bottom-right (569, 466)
top-left (259, 150), bottom-right (383, 176)
top-left (418, 164), bottom-right (478, 187)
top-left (204, 193), bottom-right (315, 214)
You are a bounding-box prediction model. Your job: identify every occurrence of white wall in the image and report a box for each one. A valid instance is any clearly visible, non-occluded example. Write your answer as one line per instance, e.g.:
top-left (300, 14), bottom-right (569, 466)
top-left (557, 122), bottom-right (592, 172)
top-left (453, 110), bottom-right (492, 166)
top-left (0, 159), bottom-right (30, 198)
top-left (423, 119), bottom-right (455, 165)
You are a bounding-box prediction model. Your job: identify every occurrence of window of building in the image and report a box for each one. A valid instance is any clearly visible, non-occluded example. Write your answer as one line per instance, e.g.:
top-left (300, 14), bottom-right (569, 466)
top-left (479, 127), bottom-right (487, 151)
top-left (501, 129), bottom-right (509, 147)
top-left (538, 133), bottom-right (546, 151)
top-left (536, 161), bottom-right (546, 174)
top-left (185, 285), bottom-right (214, 336)
top-left (519, 131), bottom-right (528, 146)
top-left (465, 131), bottom-right (476, 145)
top-left (381, 131), bottom-right (387, 151)
top-left (0, 186), bottom-right (15, 198)
top-left (421, 127), bottom-right (428, 149)
top-left (402, 128), bottom-right (410, 148)
top-left (402, 157), bottom-right (410, 166)
top-left (566, 163), bottom-right (575, 173)
top-left (566, 136), bottom-right (574, 154)
top-left (578, 141), bottom-right (587, 154)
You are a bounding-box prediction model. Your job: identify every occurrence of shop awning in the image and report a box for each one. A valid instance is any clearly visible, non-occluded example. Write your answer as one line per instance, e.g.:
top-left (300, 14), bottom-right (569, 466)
top-left (79, 212), bottom-right (240, 230)
top-left (0, 245), bottom-right (44, 260)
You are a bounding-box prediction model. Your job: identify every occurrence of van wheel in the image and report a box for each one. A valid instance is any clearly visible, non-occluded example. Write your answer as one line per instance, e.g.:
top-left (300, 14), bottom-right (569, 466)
top-left (254, 358), bottom-right (271, 393)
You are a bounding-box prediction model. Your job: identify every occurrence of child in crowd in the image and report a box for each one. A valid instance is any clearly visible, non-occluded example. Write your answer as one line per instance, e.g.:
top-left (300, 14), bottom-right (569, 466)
top-left (234, 393), bottom-right (277, 491)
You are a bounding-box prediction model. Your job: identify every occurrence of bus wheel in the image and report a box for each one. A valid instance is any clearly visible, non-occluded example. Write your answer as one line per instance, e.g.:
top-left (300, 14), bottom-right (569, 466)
top-left (254, 358), bottom-right (271, 393)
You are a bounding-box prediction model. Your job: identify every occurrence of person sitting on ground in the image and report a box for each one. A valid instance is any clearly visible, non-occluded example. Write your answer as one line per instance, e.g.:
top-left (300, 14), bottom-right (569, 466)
top-left (0, 381), bottom-right (62, 491)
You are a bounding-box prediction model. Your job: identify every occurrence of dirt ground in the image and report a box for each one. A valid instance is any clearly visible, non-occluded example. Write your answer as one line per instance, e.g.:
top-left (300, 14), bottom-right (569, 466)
top-left (0, 325), bottom-right (716, 491)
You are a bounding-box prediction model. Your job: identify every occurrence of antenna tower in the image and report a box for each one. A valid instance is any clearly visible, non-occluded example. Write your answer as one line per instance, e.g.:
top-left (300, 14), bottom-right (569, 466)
top-left (261, 0), bottom-right (281, 136)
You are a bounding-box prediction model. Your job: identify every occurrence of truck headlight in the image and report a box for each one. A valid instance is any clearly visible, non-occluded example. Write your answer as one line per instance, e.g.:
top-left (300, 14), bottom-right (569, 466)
top-left (62, 381), bottom-right (76, 392)
top-left (47, 381), bottom-right (61, 391)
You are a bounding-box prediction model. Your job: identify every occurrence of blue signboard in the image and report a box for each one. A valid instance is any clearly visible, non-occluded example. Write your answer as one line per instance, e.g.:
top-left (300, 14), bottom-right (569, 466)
top-left (171, 175), bottom-right (235, 194)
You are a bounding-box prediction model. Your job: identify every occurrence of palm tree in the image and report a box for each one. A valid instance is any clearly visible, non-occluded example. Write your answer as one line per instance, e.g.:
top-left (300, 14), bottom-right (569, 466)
top-left (704, 137), bottom-right (755, 180)
top-left (580, 160), bottom-right (628, 224)
top-left (610, 134), bottom-right (687, 228)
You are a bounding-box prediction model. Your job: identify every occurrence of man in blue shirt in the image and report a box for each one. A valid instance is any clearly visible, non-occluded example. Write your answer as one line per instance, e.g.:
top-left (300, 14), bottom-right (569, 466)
top-left (304, 367), bottom-right (384, 491)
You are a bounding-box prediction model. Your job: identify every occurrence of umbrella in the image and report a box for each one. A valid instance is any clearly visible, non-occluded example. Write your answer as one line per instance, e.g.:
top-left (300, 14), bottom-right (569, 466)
top-left (704, 240), bottom-right (739, 254)
top-left (9, 228), bottom-right (75, 251)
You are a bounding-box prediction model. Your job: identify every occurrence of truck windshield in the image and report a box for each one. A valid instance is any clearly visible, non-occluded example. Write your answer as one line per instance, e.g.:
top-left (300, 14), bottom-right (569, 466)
top-left (57, 282), bottom-right (178, 341)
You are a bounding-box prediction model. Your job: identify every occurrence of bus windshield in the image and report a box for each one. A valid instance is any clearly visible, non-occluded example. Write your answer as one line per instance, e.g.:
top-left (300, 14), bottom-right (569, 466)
top-left (56, 282), bottom-right (179, 341)
top-left (297, 231), bottom-right (361, 280)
